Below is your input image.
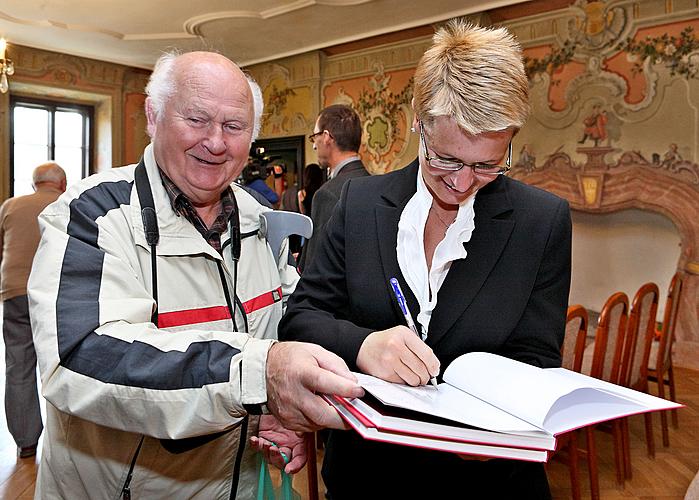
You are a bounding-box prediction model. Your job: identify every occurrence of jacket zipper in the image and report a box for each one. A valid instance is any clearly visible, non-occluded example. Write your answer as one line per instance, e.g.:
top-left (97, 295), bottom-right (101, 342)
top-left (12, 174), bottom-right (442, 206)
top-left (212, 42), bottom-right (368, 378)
top-left (120, 436), bottom-right (145, 499)
top-left (217, 260), bottom-right (250, 499)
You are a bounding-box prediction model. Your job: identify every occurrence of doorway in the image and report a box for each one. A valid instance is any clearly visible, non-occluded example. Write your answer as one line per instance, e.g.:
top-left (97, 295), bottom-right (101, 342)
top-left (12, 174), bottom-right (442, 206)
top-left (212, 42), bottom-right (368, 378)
top-left (251, 135), bottom-right (306, 192)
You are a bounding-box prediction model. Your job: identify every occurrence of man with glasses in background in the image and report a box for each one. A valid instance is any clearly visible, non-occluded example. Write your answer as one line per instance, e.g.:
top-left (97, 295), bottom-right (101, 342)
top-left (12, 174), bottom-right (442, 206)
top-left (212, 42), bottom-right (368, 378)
top-left (298, 104), bottom-right (369, 272)
top-left (280, 20), bottom-right (571, 499)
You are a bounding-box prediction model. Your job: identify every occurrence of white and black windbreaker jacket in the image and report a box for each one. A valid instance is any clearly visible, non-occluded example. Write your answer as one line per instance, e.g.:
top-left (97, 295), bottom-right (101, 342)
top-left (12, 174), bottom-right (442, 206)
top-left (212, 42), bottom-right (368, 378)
top-left (28, 144), bottom-right (299, 499)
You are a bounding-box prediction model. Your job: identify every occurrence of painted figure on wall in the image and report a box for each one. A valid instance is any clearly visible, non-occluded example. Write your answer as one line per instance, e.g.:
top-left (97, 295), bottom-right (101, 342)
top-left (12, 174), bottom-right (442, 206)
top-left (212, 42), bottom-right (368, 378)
top-left (578, 104), bottom-right (608, 146)
top-left (662, 143), bottom-right (683, 168)
top-left (663, 142), bottom-right (682, 166)
top-left (515, 144), bottom-right (537, 172)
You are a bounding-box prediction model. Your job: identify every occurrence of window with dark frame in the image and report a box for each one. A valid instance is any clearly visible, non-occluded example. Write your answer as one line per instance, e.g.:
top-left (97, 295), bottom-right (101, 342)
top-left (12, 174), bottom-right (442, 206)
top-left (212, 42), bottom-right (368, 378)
top-left (9, 97), bottom-right (93, 196)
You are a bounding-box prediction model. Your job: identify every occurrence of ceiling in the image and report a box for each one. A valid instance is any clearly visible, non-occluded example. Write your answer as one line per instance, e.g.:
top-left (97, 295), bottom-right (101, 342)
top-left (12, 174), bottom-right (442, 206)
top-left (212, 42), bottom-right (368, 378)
top-left (0, 0), bottom-right (533, 70)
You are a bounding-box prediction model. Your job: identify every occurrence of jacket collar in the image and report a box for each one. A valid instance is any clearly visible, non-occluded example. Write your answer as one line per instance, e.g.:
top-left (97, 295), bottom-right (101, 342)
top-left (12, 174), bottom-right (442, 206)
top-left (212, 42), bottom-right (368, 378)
top-left (334, 159), bottom-right (366, 178)
top-left (428, 174), bottom-right (514, 346)
top-left (131, 144), bottom-right (268, 260)
top-left (375, 159), bottom-right (515, 347)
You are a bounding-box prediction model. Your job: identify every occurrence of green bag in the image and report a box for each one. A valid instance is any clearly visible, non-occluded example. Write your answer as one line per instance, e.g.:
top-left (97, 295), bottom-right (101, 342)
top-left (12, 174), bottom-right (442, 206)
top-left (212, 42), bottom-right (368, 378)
top-left (256, 452), bottom-right (302, 500)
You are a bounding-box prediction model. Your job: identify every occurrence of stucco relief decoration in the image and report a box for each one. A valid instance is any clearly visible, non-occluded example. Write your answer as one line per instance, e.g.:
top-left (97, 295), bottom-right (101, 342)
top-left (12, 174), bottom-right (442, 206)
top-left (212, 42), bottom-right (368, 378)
top-left (353, 63), bottom-right (413, 173)
top-left (514, 0), bottom-right (699, 188)
top-left (32, 57), bottom-right (82, 86)
top-left (570, 0), bottom-right (626, 53)
top-left (51, 67), bottom-right (77, 85)
top-left (520, 0), bottom-right (626, 83)
top-left (523, 40), bottom-right (577, 85)
top-left (617, 146), bottom-right (699, 185)
top-left (516, 0), bottom-right (631, 176)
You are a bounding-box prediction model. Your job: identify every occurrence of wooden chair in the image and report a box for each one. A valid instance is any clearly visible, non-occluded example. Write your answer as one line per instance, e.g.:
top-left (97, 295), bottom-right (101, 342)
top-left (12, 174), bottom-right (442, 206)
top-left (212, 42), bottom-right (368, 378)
top-left (648, 272), bottom-right (684, 447)
top-left (562, 304), bottom-right (588, 373)
top-left (582, 292), bottom-right (629, 487)
top-left (619, 282), bottom-right (660, 476)
top-left (555, 305), bottom-right (599, 500)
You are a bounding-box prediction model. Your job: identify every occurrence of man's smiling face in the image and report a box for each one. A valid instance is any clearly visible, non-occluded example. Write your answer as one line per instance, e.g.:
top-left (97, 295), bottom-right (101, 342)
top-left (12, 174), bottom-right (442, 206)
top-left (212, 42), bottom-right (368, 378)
top-left (147, 53), bottom-right (254, 207)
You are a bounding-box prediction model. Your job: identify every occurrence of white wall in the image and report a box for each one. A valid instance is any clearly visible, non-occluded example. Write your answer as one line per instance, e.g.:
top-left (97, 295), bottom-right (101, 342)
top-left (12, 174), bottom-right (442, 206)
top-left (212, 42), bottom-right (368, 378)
top-left (570, 208), bottom-right (682, 320)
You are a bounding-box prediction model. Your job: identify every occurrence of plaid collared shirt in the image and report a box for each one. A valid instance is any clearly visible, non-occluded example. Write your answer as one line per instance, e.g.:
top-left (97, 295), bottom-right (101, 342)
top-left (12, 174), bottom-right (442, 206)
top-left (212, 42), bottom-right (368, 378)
top-left (158, 169), bottom-right (236, 255)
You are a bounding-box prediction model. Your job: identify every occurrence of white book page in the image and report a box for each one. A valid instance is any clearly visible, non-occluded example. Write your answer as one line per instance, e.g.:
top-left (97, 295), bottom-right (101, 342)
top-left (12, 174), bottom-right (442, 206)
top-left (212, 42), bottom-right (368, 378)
top-left (549, 368), bottom-right (683, 409)
top-left (443, 352), bottom-right (601, 429)
top-left (543, 368), bottom-right (683, 434)
top-left (543, 388), bottom-right (646, 434)
top-left (354, 372), bottom-right (542, 433)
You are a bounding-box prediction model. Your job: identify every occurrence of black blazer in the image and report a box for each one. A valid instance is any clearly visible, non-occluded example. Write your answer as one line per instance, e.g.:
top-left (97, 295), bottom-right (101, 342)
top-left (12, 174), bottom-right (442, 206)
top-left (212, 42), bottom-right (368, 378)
top-left (298, 159), bottom-right (369, 271)
top-left (279, 159), bottom-right (571, 498)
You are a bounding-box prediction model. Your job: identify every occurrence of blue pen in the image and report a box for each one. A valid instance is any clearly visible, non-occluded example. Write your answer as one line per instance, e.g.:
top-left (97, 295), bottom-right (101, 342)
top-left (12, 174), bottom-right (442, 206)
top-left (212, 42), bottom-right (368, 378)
top-left (389, 277), bottom-right (439, 389)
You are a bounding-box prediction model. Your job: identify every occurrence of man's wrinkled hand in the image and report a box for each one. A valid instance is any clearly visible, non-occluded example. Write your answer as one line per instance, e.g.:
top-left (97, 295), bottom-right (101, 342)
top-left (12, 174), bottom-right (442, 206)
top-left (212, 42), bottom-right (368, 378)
top-left (250, 415), bottom-right (307, 474)
top-left (266, 342), bottom-right (364, 432)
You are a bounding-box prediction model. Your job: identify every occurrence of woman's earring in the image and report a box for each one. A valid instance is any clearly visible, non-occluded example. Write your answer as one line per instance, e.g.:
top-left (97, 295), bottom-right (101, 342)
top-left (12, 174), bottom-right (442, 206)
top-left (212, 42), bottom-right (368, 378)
top-left (410, 126), bottom-right (416, 133)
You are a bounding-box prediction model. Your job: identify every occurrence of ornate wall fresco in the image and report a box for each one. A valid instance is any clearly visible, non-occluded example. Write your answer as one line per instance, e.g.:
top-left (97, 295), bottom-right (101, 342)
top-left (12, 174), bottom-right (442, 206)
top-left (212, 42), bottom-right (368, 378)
top-left (322, 63), bottom-right (415, 174)
top-left (248, 37), bottom-right (431, 174)
top-left (508, 0), bottom-right (699, 175)
top-left (246, 52), bottom-right (321, 141)
top-left (504, 0), bottom-right (699, 368)
top-left (318, 38), bottom-right (433, 174)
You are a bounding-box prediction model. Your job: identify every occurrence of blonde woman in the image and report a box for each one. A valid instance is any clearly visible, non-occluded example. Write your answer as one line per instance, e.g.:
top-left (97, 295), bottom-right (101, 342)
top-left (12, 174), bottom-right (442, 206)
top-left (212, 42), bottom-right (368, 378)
top-left (281, 20), bottom-right (571, 499)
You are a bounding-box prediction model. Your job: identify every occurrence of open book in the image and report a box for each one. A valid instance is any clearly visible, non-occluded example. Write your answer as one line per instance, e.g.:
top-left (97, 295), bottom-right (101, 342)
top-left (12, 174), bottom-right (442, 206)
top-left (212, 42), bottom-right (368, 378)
top-left (329, 352), bottom-right (682, 458)
top-left (355, 352), bottom-right (683, 437)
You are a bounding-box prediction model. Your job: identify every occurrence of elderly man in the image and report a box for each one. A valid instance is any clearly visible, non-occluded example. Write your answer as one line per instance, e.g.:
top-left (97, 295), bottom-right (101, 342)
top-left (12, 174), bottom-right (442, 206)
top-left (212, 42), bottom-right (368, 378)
top-left (28, 51), bottom-right (362, 499)
top-left (0, 162), bottom-right (66, 459)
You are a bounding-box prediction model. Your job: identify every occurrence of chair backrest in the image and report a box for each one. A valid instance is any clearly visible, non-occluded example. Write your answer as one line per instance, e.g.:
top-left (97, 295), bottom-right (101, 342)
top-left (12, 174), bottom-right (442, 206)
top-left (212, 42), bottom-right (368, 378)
top-left (562, 305), bottom-right (588, 373)
top-left (590, 291), bottom-right (629, 383)
top-left (654, 272), bottom-right (684, 373)
top-left (622, 282), bottom-right (659, 389)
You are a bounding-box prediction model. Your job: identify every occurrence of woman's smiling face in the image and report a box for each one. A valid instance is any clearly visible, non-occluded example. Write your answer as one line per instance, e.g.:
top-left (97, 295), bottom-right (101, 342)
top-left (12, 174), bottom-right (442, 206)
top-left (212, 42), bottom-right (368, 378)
top-left (419, 116), bottom-right (514, 207)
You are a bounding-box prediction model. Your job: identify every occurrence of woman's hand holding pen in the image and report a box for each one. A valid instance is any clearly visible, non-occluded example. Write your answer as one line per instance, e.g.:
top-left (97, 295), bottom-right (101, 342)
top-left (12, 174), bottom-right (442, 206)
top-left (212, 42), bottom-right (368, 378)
top-left (356, 326), bottom-right (440, 386)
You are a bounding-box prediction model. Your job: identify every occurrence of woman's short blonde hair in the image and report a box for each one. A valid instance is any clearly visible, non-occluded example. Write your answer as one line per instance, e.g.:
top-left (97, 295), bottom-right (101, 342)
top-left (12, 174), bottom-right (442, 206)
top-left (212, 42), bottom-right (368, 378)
top-left (413, 20), bottom-right (529, 135)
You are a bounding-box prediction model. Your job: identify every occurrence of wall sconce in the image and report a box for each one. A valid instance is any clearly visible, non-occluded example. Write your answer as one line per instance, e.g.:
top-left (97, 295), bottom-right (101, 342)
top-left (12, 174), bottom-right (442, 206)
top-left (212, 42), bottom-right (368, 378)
top-left (0, 38), bottom-right (14, 94)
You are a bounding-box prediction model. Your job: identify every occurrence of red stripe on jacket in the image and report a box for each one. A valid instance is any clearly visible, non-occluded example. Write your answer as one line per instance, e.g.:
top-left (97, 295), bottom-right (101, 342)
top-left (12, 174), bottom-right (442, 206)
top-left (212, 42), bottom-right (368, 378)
top-left (242, 287), bottom-right (283, 314)
top-left (157, 287), bottom-right (283, 328)
top-left (157, 305), bottom-right (231, 328)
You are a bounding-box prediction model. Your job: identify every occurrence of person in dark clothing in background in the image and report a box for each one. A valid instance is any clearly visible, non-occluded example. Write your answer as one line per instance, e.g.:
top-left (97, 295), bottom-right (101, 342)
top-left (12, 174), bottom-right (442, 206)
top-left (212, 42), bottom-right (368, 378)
top-left (297, 105), bottom-right (369, 272)
top-left (298, 163), bottom-right (323, 216)
top-left (242, 158), bottom-right (280, 206)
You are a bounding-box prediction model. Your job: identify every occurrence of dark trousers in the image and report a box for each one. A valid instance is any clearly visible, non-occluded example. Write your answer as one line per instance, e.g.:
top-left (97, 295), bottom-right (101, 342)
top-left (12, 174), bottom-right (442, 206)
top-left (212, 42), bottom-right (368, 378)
top-left (322, 430), bottom-right (552, 500)
top-left (3, 295), bottom-right (43, 448)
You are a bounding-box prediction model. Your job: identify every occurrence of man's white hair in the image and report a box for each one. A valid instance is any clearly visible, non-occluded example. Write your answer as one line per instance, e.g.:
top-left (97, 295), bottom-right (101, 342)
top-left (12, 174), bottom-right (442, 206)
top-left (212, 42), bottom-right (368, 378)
top-left (145, 52), bottom-right (178, 120)
top-left (245, 75), bottom-right (264, 141)
top-left (145, 50), bottom-right (264, 141)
